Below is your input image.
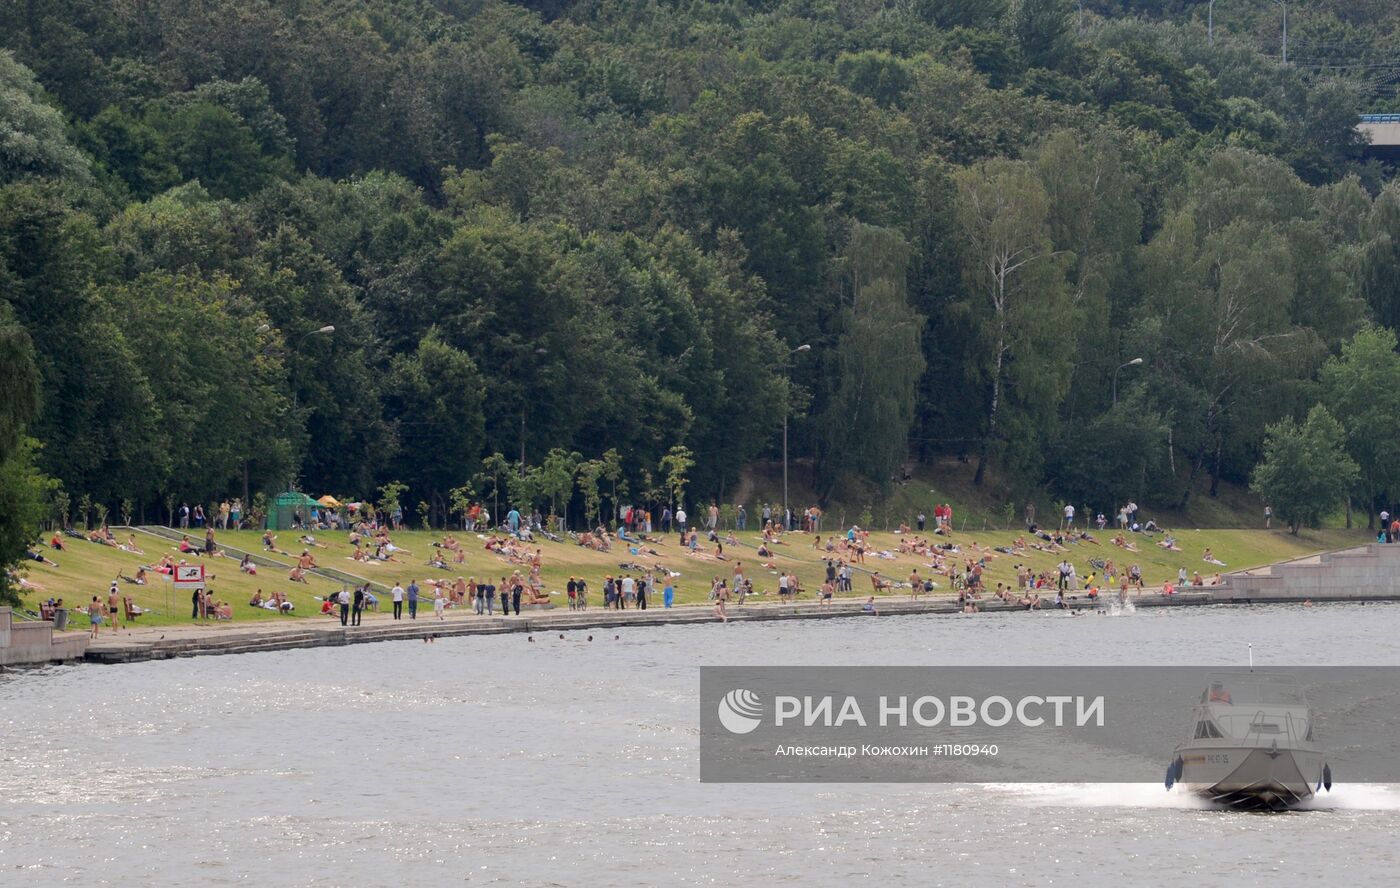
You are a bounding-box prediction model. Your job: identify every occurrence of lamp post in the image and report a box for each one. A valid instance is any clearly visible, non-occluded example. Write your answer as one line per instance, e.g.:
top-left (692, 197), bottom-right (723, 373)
top-left (782, 344), bottom-right (812, 528)
top-left (1112, 357), bottom-right (1143, 406)
top-left (290, 325), bottom-right (335, 490)
top-left (1208, 0), bottom-right (1215, 45)
top-left (519, 347), bottom-right (549, 478)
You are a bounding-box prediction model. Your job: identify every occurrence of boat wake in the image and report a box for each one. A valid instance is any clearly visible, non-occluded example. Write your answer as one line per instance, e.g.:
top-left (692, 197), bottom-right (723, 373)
top-left (987, 782), bottom-right (1400, 812)
top-left (987, 782), bottom-right (1213, 809)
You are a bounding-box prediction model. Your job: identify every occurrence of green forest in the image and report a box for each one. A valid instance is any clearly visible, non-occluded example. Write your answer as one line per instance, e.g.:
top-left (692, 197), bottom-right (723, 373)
top-left (4, 0), bottom-right (1400, 594)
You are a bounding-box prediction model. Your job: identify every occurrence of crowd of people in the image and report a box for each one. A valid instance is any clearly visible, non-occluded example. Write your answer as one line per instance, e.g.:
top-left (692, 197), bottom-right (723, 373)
top-left (15, 492), bottom-right (1309, 634)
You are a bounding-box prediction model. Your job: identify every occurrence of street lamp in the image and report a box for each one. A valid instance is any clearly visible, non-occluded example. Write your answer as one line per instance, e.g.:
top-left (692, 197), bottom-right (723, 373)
top-left (290, 325), bottom-right (336, 490)
top-left (1112, 357), bottom-right (1144, 406)
top-left (520, 347), bottom-right (549, 477)
top-left (299, 325), bottom-right (335, 345)
top-left (783, 344), bottom-right (812, 528)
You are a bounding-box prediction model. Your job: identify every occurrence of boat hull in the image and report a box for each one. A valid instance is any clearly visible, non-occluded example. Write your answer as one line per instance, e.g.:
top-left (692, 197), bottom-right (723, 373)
top-left (1178, 746), bottom-right (1323, 811)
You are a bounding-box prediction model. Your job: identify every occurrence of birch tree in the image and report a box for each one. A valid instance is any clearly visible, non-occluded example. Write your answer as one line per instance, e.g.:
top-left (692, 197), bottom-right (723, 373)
top-left (955, 158), bottom-right (1074, 486)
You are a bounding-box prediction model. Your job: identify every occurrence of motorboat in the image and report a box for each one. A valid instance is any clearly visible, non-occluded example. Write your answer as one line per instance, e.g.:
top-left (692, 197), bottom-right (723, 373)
top-left (1166, 671), bottom-right (1331, 811)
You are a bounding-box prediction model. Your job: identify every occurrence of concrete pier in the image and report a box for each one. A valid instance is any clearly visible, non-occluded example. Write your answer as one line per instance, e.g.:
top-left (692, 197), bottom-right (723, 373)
top-left (0, 607), bottom-right (88, 667)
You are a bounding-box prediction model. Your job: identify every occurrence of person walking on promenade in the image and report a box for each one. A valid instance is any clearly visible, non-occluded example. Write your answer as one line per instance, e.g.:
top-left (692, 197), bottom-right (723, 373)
top-left (88, 596), bottom-right (104, 638)
top-left (406, 579), bottom-right (419, 619)
top-left (663, 579), bottom-right (674, 608)
top-left (391, 582), bottom-right (404, 620)
top-left (337, 587), bottom-right (350, 626)
top-left (637, 574), bottom-right (649, 610)
top-left (107, 582), bottom-right (122, 632)
top-left (433, 588), bottom-right (446, 620)
top-left (352, 585), bottom-right (364, 626)
top-left (510, 577), bottom-right (523, 615)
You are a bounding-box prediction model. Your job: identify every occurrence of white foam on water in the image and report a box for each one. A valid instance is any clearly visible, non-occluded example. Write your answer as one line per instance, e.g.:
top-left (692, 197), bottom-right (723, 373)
top-left (1299, 784), bottom-right (1400, 811)
top-left (985, 782), bottom-right (1213, 809)
top-left (992, 782), bottom-right (1400, 812)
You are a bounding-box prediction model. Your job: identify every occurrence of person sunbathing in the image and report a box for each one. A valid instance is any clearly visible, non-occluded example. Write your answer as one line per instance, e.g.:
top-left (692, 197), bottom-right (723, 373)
top-left (352, 546), bottom-right (368, 562)
top-left (249, 589), bottom-right (265, 607)
top-left (1158, 534), bottom-right (1181, 551)
top-left (299, 535), bottom-right (329, 549)
top-left (121, 534), bottom-right (145, 555)
top-left (1202, 548), bottom-right (1227, 566)
top-left (756, 542), bottom-right (772, 558)
top-left (133, 567), bottom-right (148, 585)
top-left (27, 549), bottom-right (59, 567)
top-left (288, 565), bottom-right (309, 583)
top-left (1112, 534), bottom-right (1138, 551)
top-left (240, 554), bottom-right (258, 575)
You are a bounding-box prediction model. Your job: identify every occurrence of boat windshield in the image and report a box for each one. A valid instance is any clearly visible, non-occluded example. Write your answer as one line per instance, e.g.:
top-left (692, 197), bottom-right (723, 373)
top-left (1199, 673), bottom-right (1306, 707)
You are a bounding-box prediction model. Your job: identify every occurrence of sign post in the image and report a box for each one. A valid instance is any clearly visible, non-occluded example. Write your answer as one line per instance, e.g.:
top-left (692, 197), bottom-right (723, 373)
top-left (173, 564), bottom-right (206, 618)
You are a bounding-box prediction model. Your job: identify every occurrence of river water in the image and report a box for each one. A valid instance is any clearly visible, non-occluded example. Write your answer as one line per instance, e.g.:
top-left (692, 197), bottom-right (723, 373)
top-left (4, 603), bottom-right (1400, 887)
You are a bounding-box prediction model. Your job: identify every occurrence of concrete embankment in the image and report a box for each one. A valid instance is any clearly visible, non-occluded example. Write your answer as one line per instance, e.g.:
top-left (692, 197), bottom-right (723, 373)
top-left (79, 593), bottom-right (1210, 664)
top-left (0, 607), bottom-right (87, 667)
top-left (1216, 542), bottom-right (1400, 603)
top-left (50, 542), bottom-right (1400, 665)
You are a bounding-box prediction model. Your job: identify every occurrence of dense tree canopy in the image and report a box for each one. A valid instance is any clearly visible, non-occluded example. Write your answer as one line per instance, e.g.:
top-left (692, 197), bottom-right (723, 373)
top-left (0, 0), bottom-right (1399, 552)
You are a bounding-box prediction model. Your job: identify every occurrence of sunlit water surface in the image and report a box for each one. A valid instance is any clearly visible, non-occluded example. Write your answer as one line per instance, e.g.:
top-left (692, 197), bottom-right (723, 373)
top-left (4, 603), bottom-right (1399, 886)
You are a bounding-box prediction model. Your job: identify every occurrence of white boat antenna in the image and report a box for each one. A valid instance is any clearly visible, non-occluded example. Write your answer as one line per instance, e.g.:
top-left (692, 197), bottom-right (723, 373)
top-left (1248, 643), bottom-right (1254, 671)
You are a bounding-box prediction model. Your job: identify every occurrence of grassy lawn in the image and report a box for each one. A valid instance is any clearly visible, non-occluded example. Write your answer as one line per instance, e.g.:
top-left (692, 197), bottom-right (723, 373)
top-left (15, 521), bottom-right (1367, 629)
top-left (14, 530), bottom-right (345, 628)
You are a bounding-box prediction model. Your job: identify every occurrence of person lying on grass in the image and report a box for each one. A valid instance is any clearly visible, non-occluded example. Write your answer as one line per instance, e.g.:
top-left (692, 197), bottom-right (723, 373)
top-left (26, 548), bottom-right (59, 567)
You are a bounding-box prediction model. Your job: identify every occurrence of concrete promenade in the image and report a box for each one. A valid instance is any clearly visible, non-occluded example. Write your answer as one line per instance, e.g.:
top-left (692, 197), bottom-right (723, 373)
top-left (77, 592), bottom-right (1197, 663)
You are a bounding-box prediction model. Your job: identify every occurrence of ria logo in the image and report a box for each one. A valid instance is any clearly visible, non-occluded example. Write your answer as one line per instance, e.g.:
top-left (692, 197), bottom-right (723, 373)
top-left (718, 688), bottom-right (764, 734)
